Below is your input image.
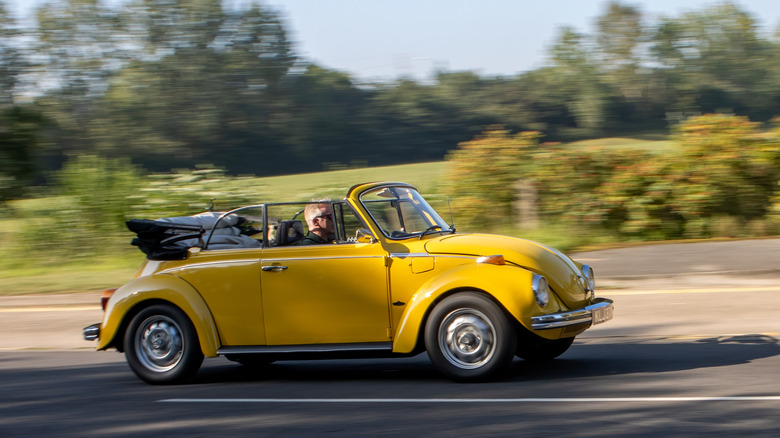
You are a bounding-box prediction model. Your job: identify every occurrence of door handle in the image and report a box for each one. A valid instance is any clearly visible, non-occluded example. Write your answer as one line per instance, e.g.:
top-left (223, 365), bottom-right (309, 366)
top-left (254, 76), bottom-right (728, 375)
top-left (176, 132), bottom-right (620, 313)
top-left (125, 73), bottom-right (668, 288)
top-left (262, 265), bottom-right (288, 272)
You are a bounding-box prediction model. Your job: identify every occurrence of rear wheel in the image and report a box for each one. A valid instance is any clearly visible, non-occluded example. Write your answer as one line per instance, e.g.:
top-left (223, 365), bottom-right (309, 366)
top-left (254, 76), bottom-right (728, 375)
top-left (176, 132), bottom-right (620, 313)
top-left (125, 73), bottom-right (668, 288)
top-left (124, 304), bottom-right (203, 384)
top-left (424, 293), bottom-right (516, 382)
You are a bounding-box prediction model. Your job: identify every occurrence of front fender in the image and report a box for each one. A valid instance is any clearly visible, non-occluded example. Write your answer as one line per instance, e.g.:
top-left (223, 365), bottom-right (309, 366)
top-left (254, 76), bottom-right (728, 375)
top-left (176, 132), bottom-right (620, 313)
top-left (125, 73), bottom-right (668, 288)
top-left (97, 274), bottom-right (221, 357)
top-left (392, 263), bottom-right (539, 353)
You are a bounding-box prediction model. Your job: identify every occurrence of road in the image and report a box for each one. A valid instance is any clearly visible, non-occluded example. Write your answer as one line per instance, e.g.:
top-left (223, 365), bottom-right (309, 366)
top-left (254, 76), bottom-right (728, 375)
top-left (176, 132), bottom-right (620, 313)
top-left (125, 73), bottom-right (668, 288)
top-left (1, 239), bottom-right (779, 436)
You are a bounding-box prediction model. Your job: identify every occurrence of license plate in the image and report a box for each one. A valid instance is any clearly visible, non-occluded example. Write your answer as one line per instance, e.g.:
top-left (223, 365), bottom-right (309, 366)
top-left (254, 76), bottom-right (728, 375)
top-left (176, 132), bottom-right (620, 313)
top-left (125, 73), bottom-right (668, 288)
top-left (592, 305), bottom-right (613, 325)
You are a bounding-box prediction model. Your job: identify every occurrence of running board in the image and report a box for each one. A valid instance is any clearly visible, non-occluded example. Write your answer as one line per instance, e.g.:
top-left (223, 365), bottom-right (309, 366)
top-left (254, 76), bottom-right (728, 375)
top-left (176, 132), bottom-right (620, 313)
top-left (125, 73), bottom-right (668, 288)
top-left (218, 342), bottom-right (393, 355)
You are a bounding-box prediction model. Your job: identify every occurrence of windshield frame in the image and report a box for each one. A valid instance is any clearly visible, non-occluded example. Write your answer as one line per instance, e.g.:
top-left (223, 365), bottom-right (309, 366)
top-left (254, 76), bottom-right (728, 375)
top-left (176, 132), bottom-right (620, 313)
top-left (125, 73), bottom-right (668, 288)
top-left (358, 185), bottom-right (453, 240)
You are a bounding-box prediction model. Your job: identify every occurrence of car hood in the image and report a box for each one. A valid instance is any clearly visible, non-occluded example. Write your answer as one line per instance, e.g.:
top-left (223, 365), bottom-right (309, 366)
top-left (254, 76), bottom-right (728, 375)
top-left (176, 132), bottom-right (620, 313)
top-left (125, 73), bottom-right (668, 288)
top-left (424, 234), bottom-right (589, 308)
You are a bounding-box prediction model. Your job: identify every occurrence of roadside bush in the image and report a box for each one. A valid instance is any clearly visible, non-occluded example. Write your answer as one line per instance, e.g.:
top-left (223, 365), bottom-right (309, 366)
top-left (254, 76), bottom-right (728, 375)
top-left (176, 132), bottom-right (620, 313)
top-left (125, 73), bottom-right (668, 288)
top-left (443, 128), bottom-right (541, 230)
top-left (445, 115), bottom-right (780, 241)
top-left (17, 157), bottom-right (262, 261)
top-left (127, 166), bottom-right (260, 219)
top-left (17, 155), bottom-right (143, 257)
top-left (670, 115), bottom-right (779, 224)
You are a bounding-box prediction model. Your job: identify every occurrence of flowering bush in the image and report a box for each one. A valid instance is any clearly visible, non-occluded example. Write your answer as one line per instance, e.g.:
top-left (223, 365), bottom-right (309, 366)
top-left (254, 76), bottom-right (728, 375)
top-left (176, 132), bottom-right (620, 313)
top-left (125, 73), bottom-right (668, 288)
top-left (445, 115), bottom-right (780, 239)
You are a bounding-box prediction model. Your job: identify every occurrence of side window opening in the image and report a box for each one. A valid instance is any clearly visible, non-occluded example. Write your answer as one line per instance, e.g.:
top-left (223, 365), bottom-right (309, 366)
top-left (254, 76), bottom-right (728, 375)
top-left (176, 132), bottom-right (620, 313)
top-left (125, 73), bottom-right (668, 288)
top-left (203, 206), bottom-right (265, 250)
top-left (265, 203), bottom-right (309, 247)
top-left (334, 202), bottom-right (370, 243)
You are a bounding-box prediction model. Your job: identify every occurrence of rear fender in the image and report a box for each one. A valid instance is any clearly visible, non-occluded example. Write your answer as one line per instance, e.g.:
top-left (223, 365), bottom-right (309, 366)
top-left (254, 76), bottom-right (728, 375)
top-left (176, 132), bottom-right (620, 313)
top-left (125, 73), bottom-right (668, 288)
top-left (98, 274), bottom-right (220, 357)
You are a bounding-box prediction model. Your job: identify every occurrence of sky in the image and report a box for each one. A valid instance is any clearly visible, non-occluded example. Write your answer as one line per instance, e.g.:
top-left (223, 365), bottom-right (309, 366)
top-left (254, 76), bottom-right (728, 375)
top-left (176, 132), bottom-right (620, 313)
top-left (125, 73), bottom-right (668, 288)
top-left (8, 0), bottom-right (780, 82)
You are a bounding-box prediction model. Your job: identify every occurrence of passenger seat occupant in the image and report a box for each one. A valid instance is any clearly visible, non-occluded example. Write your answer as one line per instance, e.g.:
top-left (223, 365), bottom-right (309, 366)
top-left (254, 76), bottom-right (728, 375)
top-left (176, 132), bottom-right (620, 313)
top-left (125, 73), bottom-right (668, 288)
top-left (297, 200), bottom-right (335, 245)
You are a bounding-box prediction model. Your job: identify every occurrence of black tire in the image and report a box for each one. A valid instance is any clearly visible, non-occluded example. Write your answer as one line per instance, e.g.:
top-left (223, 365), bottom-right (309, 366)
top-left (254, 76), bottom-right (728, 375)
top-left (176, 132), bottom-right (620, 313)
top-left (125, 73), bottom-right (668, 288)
top-left (124, 304), bottom-right (204, 384)
top-left (424, 293), bottom-right (517, 382)
top-left (516, 336), bottom-right (574, 362)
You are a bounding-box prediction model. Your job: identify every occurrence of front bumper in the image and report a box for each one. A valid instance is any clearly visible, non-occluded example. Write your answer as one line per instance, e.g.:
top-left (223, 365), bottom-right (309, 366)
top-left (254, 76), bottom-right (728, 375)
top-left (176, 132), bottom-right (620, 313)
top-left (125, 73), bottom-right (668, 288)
top-left (531, 297), bottom-right (614, 330)
top-left (83, 323), bottom-right (101, 341)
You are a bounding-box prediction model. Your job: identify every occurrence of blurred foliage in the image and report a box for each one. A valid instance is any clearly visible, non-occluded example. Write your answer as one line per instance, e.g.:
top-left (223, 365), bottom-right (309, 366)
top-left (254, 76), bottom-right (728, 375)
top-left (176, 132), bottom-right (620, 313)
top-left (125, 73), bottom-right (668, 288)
top-left (13, 155), bottom-right (261, 263)
top-left (1, 0), bottom-right (780, 193)
top-left (0, 107), bottom-right (43, 203)
top-left (129, 166), bottom-right (260, 217)
top-left (446, 115), bottom-right (780, 239)
top-left (2, 0), bottom-right (780, 286)
top-left (444, 128), bottom-right (541, 229)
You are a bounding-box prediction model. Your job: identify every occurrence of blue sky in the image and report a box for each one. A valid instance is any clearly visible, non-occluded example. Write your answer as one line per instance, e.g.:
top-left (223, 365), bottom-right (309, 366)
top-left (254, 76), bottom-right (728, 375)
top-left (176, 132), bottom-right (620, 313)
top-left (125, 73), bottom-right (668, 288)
top-left (8, 0), bottom-right (780, 82)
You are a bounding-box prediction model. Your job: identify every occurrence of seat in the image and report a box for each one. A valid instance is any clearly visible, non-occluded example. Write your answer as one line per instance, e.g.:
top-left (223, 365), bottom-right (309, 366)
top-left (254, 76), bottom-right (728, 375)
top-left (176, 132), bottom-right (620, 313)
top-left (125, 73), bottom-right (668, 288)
top-left (275, 220), bottom-right (304, 246)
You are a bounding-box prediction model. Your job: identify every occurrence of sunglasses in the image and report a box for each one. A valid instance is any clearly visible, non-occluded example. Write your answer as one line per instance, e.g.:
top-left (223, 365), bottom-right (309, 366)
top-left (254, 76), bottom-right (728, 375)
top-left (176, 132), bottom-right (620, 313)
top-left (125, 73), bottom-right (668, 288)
top-left (316, 213), bottom-right (332, 220)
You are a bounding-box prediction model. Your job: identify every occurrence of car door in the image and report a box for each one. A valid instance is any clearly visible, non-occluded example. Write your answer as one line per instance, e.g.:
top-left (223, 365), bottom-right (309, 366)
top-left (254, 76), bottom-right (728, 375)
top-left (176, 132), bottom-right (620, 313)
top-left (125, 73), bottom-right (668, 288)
top-left (260, 242), bottom-right (391, 346)
top-left (170, 207), bottom-right (267, 347)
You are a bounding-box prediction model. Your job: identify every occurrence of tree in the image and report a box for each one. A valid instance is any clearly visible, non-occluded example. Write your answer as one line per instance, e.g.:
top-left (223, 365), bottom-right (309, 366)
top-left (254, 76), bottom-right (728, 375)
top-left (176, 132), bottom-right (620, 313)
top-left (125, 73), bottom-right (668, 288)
top-left (595, 2), bottom-right (645, 103)
top-left (0, 4), bottom-right (43, 202)
top-left (0, 107), bottom-right (43, 202)
top-left (32, 0), bottom-right (297, 174)
top-left (649, 3), bottom-right (772, 118)
top-left (547, 27), bottom-right (607, 133)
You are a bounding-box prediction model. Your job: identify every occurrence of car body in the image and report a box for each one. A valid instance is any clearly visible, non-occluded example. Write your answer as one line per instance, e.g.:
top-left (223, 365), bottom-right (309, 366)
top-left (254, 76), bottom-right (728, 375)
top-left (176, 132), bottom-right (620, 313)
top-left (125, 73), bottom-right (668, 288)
top-left (84, 182), bottom-right (613, 383)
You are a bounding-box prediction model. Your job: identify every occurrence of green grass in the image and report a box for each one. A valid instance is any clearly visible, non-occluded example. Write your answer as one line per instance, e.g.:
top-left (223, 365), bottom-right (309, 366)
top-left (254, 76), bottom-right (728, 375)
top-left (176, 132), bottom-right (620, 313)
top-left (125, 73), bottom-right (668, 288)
top-left (246, 161), bottom-right (448, 202)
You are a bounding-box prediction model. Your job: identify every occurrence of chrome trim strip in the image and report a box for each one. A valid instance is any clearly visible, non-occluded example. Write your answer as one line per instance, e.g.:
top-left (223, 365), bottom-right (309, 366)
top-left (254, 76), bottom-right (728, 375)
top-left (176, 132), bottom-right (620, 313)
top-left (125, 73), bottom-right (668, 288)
top-left (218, 342), bottom-right (393, 355)
top-left (531, 298), bottom-right (614, 330)
top-left (389, 253), bottom-right (473, 260)
top-left (160, 258), bottom-right (259, 274)
top-left (261, 255), bottom-right (385, 263)
top-left (389, 253), bottom-right (429, 258)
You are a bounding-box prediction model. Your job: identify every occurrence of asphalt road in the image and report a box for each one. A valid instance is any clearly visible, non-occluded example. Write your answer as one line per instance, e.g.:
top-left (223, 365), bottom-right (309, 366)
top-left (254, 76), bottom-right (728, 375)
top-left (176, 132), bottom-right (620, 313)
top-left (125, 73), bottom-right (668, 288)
top-left (572, 238), bottom-right (780, 281)
top-left (1, 239), bottom-right (779, 436)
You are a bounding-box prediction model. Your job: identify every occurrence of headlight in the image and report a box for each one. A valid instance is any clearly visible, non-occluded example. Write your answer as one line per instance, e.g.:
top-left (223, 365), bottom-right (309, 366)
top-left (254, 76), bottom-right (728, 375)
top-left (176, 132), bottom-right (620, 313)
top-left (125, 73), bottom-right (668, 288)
top-left (581, 264), bottom-right (595, 298)
top-left (532, 274), bottom-right (549, 307)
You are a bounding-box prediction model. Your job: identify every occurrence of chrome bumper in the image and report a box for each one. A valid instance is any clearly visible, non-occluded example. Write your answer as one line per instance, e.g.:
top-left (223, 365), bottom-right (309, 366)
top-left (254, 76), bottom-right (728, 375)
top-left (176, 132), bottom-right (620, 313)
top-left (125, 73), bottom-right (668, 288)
top-left (531, 297), bottom-right (614, 330)
top-left (83, 323), bottom-right (101, 341)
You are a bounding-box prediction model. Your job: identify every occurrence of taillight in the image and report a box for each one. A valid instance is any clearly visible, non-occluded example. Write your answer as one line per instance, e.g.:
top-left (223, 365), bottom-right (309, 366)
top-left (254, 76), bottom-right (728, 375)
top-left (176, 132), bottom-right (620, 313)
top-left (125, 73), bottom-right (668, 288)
top-left (101, 289), bottom-right (117, 311)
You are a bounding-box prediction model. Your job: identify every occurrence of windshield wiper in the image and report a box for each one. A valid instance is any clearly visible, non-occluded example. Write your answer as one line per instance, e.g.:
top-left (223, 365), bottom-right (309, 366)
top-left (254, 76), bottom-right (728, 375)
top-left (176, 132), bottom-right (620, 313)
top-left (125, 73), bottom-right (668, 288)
top-left (419, 225), bottom-right (446, 239)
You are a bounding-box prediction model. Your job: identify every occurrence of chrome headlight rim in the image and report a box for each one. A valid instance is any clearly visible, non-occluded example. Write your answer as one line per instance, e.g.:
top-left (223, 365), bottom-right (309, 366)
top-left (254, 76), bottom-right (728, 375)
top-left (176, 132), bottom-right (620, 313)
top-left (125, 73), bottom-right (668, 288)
top-left (532, 274), bottom-right (550, 307)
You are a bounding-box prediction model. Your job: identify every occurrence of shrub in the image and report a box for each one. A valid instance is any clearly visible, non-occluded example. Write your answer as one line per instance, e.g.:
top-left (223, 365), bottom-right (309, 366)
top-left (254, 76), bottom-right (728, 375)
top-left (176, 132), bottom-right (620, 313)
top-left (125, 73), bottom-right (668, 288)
top-left (18, 157), bottom-right (261, 261)
top-left (445, 115), bottom-right (780, 241)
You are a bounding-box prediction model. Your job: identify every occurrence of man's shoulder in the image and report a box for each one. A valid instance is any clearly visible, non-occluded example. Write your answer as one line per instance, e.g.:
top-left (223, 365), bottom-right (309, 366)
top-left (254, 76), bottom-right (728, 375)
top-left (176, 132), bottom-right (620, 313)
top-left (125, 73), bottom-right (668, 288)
top-left (296, 233), bottom-right (326, 245)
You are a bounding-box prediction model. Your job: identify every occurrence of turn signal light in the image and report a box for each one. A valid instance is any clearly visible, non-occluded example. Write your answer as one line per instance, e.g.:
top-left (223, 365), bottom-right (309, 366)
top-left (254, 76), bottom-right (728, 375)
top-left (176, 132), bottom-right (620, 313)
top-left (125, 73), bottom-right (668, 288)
top-left (476, 255), bottom-right (506, 265)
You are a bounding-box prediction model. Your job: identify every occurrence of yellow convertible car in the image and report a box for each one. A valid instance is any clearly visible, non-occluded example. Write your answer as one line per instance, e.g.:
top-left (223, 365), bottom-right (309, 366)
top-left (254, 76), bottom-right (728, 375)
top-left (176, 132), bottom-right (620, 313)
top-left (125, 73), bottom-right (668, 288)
top-left (84, 182), bottom-right (613, 383)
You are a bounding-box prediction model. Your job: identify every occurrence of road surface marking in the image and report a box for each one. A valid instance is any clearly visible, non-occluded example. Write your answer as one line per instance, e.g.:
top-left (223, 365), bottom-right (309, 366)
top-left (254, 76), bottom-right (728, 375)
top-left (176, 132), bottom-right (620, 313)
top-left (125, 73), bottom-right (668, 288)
top-left (0, 306), bottom-right (99, 313)
top-left (606, 286), bottom-right (779, 296)
top-left (159, 396), bottom-right (780, 403)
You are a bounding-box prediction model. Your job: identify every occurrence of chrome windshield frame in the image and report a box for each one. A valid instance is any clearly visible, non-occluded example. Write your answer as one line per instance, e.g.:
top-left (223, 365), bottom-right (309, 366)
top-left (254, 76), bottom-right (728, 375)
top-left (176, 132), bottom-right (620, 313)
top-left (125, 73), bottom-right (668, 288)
top-left (358, 185), bottom-right (452, 240)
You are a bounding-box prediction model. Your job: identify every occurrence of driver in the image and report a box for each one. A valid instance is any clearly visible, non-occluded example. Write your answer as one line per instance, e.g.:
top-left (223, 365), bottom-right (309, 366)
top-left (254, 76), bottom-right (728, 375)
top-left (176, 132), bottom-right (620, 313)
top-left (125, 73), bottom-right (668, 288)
top-left (296, 200), bottom-right (335, 245)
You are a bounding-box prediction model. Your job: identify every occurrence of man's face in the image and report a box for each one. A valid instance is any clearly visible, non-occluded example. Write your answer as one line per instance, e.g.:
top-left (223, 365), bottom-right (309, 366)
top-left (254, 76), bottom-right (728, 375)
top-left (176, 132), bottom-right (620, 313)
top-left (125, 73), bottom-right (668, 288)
top-left (313, 206), bottom-right (335, 234)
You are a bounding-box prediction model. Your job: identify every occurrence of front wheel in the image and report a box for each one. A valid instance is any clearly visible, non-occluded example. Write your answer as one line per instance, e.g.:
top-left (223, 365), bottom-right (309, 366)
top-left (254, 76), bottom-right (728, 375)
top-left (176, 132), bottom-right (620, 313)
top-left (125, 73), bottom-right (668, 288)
top-left (124, 304), bottom-right (204, 384)
top-left (424, 293), bottom-right (517, 382)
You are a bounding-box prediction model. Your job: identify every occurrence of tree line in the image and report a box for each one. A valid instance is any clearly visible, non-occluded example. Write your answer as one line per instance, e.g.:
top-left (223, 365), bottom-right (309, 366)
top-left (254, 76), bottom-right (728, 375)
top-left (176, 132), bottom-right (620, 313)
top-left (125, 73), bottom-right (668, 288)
top-left (3, 0), bottom-right (780, 202)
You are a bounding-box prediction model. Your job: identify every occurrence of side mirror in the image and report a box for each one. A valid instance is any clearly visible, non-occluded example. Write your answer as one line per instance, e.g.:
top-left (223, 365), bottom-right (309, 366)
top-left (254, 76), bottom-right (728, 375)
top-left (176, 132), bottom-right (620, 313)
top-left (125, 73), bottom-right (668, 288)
top-left (356, 228), bottom-right (376, 244)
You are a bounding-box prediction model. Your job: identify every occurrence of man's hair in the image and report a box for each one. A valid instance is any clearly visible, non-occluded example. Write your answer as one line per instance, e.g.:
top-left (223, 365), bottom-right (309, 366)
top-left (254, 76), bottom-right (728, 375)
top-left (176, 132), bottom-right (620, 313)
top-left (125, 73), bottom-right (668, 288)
top-left (303, 199), bottom-right (331, 225)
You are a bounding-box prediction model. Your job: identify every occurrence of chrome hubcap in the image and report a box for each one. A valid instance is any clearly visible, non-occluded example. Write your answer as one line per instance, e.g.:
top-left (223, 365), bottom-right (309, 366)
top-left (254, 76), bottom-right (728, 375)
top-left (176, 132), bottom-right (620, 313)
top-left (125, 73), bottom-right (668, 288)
top-left (135, 315), bottom-right (183, 372)
top-left (439, 309), bottom-right (496, 369)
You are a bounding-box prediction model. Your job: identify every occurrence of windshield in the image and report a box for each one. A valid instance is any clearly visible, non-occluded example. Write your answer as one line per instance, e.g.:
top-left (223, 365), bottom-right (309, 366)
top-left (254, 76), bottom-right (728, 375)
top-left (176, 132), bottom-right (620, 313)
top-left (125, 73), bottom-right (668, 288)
top-left (360, 186), bottom-right (453, 239)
